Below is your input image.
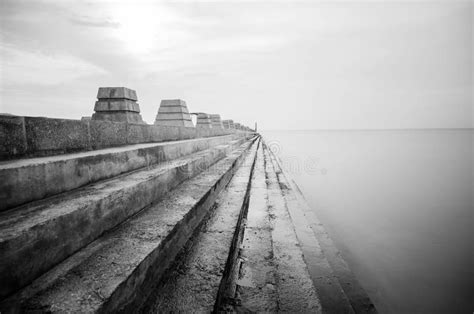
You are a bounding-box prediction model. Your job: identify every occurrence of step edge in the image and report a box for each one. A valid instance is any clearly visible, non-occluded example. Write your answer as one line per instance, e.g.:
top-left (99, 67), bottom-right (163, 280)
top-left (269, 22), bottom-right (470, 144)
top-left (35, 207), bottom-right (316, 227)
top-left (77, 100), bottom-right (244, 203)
top-left (0, 139), bottom-right (252, 300)
top-left (264, 141), bottom-right (377, 314)
top-left (0, 135), bottom-right (247, 212)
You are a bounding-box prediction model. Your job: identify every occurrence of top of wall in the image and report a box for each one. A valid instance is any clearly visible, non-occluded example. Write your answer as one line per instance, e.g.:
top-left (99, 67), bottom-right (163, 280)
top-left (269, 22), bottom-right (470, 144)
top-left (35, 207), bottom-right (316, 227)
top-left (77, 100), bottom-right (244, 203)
top-left (0, 115), bottom-right (251, 161)
top-left (0, 86), bottom-right (255, 160)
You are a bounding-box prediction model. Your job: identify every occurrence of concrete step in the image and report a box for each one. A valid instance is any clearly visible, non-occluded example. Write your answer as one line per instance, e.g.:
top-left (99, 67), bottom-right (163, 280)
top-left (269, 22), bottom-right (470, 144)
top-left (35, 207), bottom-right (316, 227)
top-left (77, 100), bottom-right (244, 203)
top-left (0, 136), bottom-right (251, 300)
top-left (266, 143), bottom-right (376, 313)
top-left (0, 137), bottom-right (259, 313)
top-left (140, 138), bottom-right (260, 313)
top-left (263, 143), bottom-right (353, 313)
top-left (0, 134), bottom-right (244, 211)
top-left (215, 139), bottom-right (324, 312)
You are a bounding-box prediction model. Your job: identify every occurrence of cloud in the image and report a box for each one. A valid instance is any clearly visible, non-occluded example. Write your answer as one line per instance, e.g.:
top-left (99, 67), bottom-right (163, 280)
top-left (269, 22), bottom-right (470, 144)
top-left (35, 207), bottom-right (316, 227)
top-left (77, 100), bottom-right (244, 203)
top-left (0, 44), bottom-right (106, 86)
top-left (69, 15), bottom-right (119, 28)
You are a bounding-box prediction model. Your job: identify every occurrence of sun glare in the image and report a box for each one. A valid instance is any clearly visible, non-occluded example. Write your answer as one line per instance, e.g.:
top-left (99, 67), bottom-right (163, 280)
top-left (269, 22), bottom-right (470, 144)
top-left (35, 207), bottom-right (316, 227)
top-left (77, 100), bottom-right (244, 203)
top-left (110, 3), bottom-right (164, 54)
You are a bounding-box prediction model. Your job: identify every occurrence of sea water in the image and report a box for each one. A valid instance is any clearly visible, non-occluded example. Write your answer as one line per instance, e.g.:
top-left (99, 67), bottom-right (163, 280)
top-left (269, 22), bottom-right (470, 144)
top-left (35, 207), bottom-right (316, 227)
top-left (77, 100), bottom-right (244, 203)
top-left (262, 129), bottom-right (473, 313)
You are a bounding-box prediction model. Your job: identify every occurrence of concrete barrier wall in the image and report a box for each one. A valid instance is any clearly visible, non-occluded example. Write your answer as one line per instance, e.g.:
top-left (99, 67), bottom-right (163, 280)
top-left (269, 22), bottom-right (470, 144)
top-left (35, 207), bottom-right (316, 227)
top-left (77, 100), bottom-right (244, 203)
top-left (0, 115), bottom-right (248, 160)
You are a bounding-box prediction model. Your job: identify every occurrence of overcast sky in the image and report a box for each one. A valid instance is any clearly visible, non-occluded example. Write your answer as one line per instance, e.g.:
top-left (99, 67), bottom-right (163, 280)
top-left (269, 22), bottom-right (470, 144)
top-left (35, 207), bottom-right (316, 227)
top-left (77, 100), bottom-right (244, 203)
top-left (0, 0), bottom-right (472, 129)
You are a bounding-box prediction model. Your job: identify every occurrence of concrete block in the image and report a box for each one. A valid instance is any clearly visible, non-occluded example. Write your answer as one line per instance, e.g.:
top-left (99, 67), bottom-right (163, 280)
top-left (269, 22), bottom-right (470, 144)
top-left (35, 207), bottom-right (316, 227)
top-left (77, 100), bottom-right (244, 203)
top-left (157, 106), bottom-right (189, 113)
top-left (97, 87), bottom-right (137, 101)
top-left (196, 113), bottom-right (212, 129)
top-left (197, 127), bottom-right (214, 138)
top-left (153, 125), bottom-right (181, 141)
top-left (24, 117), bottom-right (90, 155)
top-left (210, 114), bottom-right (224, 129)
top-left (180, 127), bottom-right (197, 140)
top-left (157, 113), bottom-right (191, 120)
top-left (89, 119), bottom-right (127, 149)
top-left (92, 111), bottom-right (144, 124)
top-left (222, 119), bottom-right (234, 129)
top-left (93, 87), bottom-right (144, 123)
top-left (147, 126), bottom-right (162, 142)
top-left (94, 99), bottom-right (140, 113)
top-left (0, 115), bottom-right (27, 159)
top-left (127, 123), bottom-right (152, 144)
top-left (155, 99), bottom-right (194, 127)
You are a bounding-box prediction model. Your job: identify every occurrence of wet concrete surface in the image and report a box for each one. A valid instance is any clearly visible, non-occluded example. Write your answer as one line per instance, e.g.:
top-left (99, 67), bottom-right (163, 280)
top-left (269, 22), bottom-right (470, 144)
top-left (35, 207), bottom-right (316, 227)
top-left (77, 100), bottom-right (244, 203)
top-left (263, 145), bottom-right (323, 313)
top-left (266, 144), bottom-right (354, 314)
top-left (233, 142), bottom-right (322, 313)
top-left (267, 142), bottom-right (376, 313)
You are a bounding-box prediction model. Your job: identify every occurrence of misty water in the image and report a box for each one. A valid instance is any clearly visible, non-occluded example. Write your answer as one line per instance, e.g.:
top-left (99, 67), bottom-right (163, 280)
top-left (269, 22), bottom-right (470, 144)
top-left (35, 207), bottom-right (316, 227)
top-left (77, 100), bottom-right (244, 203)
top-left (262, 129), bottom-right (473, 313)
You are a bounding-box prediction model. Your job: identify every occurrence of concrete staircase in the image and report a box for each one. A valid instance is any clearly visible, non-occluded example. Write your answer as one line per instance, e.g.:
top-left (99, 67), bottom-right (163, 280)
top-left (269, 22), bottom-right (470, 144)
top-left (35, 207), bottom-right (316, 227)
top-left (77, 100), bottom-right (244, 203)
top-left (0, 133), bottom-right (376, 313)
top-left (266, 143), bottom-right (376, 314)
top-left (0, 134), bottom-right (257, 312)
top-left (140, 139), bottom-right (377, 313)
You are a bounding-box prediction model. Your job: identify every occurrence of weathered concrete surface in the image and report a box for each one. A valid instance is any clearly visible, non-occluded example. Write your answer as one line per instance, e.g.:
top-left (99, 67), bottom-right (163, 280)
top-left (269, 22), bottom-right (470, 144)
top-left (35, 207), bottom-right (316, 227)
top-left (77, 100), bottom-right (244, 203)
top-left (140, 138), bottom-right (259, 313)
top-left (88, 119), bottom-right (128, 148)
top-left (154, 99), bottom-right (194, 127)
top-left (94, 99), bottom-right (140, 112)
top-left (233, 144), bottom-right (278, 312)
top-left (265, 146), bottom-right (353, 313)
top-left (263, 144), bottom-right (322, 312)
top-left (0, 134), bottom-right (242, 211)
top-left (196, 113), bottom-right (212, 129)
top-left (0, 138), bottom-right (249, 299)
top-left (0, 114), bottom-right (245, 160)
top-left (25, 116), bottom-right (91, 154)
top-left (96, 87), bottom-right (137, 100)
top-left (92, 110), bottom-right (145, 124)
top-left (0, 115), bottom-right (27, 158)
top-left (227, 142), bottom-right (322, 313)
top-left (0, 138), bottom-right (257, 313)
top-left (267, 143), bottom-right (376, 313)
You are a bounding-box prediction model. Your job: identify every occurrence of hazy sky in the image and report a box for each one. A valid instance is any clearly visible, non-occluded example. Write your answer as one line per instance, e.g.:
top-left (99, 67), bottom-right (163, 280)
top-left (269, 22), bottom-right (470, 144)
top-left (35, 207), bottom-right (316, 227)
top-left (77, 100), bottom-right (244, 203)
top-left (0, 0), bottom-right (472, 129)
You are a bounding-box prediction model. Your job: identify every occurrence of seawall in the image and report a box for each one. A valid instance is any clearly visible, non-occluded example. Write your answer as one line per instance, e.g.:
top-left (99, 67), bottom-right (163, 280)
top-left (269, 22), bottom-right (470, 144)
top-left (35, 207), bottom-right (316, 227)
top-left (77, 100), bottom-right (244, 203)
top-left (0, 87), bottom-right (374, 313)
top-left (0, 115), bottom-right (237, 160)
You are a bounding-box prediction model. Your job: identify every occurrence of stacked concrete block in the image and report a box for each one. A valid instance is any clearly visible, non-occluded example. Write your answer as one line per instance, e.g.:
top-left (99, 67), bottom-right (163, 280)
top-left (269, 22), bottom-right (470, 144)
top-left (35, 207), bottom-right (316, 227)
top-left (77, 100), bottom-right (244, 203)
top-left (92, 87), bottom-right (144, 124)
top-left (209, 114), bottom-right (224, 129)
top-left (154, 99), bottom-right (194, 127)
top-left (222, 119), bottom-right (234, 129)
top-left (196, 113), bottom-right (212, 129)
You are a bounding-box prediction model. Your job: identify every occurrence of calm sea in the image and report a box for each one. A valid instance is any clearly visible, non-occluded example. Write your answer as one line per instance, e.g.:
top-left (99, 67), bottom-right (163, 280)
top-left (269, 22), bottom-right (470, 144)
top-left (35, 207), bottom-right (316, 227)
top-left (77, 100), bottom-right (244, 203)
top-left (262, 129), bottom-right (473, 313)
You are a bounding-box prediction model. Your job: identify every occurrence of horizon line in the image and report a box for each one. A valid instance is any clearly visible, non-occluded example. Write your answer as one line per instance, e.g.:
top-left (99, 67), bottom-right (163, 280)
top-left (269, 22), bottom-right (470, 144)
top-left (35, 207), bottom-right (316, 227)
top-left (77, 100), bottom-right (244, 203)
top-left (260, 127), bottom-right (473, 131)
